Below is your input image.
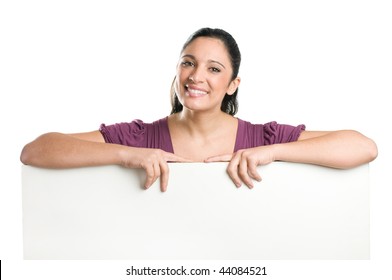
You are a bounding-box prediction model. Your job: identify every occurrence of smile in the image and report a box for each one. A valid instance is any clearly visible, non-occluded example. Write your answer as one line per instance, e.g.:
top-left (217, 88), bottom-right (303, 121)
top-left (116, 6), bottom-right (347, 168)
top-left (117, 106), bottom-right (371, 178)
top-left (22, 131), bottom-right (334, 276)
top-left (185, 84), bottom-right (208, 97)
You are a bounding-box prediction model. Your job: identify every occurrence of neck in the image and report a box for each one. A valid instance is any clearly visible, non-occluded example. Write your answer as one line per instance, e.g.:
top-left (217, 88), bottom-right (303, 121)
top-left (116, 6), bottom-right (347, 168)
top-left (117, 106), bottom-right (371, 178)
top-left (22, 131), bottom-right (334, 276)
top-left (174, 109), bottom-right (234, 136)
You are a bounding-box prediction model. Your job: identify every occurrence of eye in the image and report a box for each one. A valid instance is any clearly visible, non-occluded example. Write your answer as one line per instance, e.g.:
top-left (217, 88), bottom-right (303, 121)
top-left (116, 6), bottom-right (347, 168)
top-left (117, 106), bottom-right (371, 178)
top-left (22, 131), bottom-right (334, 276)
top-left (181, 61), bottom-right (195, 67)
top-left (210, 67), bottom-right (221, 73)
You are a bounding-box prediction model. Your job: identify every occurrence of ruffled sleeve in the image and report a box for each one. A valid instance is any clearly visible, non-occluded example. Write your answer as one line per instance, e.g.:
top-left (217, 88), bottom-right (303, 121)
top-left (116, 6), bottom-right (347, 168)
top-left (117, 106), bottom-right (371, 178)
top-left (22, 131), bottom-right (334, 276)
top-left (99, 119), bottom-right (147, 147)
top-left (234, 119), bottom-right (306, 151)
top-left (263, 121), bottom-right (306, 145)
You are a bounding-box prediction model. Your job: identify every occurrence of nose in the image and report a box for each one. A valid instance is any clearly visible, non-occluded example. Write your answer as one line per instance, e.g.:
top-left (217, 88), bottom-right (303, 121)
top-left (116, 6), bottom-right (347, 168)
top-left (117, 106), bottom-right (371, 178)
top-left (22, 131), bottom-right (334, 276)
top-left (188, 66), bottom-right (205, 83)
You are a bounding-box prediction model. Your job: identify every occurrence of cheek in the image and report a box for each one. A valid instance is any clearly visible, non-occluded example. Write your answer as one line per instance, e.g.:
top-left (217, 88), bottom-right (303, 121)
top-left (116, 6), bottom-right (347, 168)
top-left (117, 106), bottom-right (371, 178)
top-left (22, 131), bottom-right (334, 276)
top-left (175, 68), bottom-right (185, 83)
top-left (214, 77), bottom-right (231, 92)
top-left (174, 76), bottom-right (182, 96)
top-left (175, 69), bottom-right (191, 92)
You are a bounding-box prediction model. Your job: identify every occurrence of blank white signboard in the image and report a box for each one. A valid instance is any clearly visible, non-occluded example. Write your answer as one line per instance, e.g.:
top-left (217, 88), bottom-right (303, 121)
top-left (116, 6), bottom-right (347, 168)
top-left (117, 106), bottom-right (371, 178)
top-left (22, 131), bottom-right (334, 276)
top-left (22, 162), bottom-right (369, 260)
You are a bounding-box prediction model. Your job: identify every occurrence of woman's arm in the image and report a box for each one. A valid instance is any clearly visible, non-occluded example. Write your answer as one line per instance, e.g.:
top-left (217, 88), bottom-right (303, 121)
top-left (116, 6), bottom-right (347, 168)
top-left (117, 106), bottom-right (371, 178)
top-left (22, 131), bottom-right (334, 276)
top-left (277, 129), bottom-right (378, 169)
top-left (20, 132), bottom-right (189, 191)
top-left (206, 130), bottom-right (378, 188)
top-left (20, 131), bottom-right (120, 168)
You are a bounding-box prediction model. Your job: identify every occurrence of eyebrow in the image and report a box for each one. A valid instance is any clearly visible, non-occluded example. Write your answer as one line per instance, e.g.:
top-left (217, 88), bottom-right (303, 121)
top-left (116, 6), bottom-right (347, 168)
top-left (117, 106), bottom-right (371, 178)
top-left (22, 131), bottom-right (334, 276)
top-left (182, 54), bottom-right (226, 69)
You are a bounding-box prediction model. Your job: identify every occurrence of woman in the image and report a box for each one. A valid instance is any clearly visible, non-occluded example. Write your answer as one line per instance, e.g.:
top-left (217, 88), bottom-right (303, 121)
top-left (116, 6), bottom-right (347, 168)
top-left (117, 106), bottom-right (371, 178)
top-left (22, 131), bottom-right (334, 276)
top-left (20, 28), bottom-right (378, 192)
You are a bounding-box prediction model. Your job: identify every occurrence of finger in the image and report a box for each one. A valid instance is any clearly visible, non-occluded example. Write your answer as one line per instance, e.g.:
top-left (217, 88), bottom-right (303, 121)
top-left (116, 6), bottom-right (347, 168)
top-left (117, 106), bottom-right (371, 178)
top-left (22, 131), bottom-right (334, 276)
top-left (204, 154), bottom-right (233, 163)
top-left (247, 162), bottom-right (262, 182)
top-left (226, 153), bottom-right (243, 188)
top-left (143, 163), bottom-right (155, 189)
top-left (144, 163), bottom-right (159, 189)
top-left (238, 157), bottom-right (254, 189)
top-left (164, 152), bottom-right (192, 163)
top-left (159, 161), bottom-right (170, 192)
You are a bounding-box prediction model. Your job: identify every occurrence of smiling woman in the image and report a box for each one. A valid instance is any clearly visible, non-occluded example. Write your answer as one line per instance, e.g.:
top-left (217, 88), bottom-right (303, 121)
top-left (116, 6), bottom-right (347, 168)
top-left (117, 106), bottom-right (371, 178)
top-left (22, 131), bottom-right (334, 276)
top-left (173, 37), bottom-right (239, 115)
top-left (20, 27), bottom-right (378, 192)
top-left (170, 28), bottom-right (241, 116)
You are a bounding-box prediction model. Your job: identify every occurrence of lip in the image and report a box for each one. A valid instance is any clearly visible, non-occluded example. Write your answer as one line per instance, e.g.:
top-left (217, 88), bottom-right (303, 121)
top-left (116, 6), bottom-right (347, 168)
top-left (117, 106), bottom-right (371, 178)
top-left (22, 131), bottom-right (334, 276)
top-left (185, 84), bottom-right (208, 97)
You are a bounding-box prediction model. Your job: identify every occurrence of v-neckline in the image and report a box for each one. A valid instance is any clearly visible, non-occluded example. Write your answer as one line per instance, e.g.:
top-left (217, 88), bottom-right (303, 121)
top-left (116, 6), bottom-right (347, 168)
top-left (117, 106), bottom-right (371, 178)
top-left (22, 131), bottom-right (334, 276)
top-left (163, 116), bottom-right (243, 154)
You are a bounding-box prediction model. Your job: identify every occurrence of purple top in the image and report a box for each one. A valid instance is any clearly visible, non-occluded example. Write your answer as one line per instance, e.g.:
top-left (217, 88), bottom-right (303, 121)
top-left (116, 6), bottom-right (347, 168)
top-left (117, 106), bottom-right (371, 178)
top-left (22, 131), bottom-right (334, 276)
top-left (99, 117), bottom-right (305, 152)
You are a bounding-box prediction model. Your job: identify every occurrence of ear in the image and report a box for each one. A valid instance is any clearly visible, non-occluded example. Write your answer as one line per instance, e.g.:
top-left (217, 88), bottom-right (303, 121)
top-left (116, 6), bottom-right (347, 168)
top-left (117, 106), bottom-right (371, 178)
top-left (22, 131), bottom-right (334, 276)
top-left (227, 77), bottom-right (241, 95)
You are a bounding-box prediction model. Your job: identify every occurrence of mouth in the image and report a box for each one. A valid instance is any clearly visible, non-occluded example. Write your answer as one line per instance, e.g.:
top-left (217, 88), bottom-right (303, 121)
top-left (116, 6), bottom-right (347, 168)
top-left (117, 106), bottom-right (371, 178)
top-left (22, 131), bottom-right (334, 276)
top-left (185, 84), bottom-right (208, 97)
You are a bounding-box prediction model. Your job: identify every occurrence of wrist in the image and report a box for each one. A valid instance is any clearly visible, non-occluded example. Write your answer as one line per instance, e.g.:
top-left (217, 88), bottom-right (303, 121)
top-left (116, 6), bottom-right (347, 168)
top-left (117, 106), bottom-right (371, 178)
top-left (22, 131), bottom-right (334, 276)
top-left (114, 145), bottom-right (133, 167)
top-left (270, 144), bottom-right (282, 162)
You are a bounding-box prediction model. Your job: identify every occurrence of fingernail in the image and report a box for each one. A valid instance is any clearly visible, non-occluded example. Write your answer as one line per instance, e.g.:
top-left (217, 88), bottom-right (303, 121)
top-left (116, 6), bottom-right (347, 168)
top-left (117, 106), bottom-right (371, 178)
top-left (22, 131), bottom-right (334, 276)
top-left (235, 182), bottom-right (242, 188)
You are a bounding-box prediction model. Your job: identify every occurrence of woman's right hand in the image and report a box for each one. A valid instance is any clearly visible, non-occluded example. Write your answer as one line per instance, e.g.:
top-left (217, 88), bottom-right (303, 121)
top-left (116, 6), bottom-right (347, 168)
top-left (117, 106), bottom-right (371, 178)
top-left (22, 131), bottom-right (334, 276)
top-left (119, 147), bottom-right (191, 192)
top-left (21, 132), bottom-right (190, 192)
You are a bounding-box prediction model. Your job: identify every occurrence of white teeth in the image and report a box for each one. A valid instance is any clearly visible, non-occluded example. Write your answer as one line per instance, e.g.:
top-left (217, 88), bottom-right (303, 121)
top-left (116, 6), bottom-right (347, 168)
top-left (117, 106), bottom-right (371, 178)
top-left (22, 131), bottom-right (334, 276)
top-left (188, 89), bottom-right (207, 95)
top-left (185, 85), bottom-right (207, 95)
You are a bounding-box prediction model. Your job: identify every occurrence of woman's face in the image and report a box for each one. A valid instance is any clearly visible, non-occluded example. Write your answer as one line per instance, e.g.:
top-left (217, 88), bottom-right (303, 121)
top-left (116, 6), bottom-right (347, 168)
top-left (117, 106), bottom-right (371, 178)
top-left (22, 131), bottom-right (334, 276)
top-left (175, 37), bottom-right (240, 114)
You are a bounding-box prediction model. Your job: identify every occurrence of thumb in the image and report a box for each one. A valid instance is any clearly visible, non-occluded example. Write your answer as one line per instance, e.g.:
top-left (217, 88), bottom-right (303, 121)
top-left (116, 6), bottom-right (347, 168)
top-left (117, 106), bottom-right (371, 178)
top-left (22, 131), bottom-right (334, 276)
top-left (204, 153), bottom-right (233, 163)
top-left (164, 152), bottom-right (193, 163)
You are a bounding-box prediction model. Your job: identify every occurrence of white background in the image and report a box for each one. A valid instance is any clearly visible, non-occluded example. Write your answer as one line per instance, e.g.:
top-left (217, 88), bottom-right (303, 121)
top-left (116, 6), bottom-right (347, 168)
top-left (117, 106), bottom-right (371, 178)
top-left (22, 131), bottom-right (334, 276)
top-left (0, 0), bottom-right (391, 279)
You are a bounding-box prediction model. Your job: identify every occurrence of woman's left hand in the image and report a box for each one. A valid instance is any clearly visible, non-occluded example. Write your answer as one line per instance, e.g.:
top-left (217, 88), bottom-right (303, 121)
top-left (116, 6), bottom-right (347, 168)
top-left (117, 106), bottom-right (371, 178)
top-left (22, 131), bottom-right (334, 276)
top-left (205, 146), bottom-right (276, 189)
